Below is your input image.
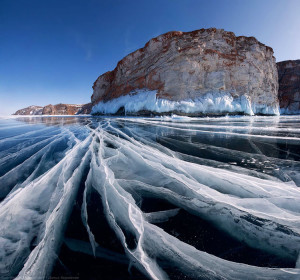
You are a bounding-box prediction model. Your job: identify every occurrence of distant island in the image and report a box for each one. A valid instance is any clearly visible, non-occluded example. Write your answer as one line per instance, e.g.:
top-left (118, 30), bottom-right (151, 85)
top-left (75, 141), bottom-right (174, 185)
top-left (14, 28), bottom-right (300, 116)
top-left (14, 103), bottom-right (92, 115)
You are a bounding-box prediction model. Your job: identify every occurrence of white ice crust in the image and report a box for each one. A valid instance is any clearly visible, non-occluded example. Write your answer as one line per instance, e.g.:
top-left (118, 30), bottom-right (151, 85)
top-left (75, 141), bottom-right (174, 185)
top-left (92, 90), bottom-right (280, 116)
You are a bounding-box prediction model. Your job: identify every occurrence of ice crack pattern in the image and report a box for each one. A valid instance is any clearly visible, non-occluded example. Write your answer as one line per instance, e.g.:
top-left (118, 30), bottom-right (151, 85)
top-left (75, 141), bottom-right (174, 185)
top-left (0, 115), bottom-right (300, 280)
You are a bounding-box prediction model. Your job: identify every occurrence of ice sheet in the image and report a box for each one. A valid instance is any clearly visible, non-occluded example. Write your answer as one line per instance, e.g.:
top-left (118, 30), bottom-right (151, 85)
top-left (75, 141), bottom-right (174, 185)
top-left (0, 116), bottom-right (299, 280)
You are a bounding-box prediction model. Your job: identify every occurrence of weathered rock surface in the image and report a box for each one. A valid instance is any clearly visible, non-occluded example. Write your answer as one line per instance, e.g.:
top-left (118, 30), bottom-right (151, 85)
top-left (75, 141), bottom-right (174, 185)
top-left (277, 60), bottom-right (300, 114)
top-left (92, 28), bottom-right (279, 115)
top-left (13, 103), bottom-right (92, 115)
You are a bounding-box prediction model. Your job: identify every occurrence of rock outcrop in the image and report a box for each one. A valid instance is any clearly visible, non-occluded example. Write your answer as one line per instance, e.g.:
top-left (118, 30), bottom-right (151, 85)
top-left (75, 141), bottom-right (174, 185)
top-left (277, 60), bottom-right (300, 114)
top-left (13, 105), bottom-right (43, 115)
top-left (13, 103), bottom-right (92, 115)
top-left (92, 28), bottom-right (279, 116)
top-left (76, 103), bottom-right (93, 115)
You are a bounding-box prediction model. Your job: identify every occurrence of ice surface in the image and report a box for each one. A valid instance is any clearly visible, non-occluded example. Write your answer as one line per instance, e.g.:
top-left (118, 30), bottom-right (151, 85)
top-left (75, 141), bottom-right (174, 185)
top-left (91, 90), bottom-right (280, 116)
top-left (281, 108), bottom-right (300, 115)
top-left (0, 115), bottom-right (299, 279)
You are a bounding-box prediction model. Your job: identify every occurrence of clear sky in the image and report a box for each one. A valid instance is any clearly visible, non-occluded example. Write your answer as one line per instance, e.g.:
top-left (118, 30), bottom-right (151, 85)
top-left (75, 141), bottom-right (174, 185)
top-left (1, 0), bottom-right (299, 115)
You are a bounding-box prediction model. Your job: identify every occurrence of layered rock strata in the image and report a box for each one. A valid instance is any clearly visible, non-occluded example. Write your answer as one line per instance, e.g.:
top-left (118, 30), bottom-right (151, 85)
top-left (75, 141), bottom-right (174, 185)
top-left (277, 60), bottom-right (300, 114)
top-left (13, 103), bottom-right (92, 115)
top-left (92, 28), bottom-right (279, 116)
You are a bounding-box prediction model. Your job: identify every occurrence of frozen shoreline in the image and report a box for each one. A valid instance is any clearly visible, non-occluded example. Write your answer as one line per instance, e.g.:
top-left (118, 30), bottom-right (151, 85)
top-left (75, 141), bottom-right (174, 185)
top-left (91, 90), bottom-right (280, 116)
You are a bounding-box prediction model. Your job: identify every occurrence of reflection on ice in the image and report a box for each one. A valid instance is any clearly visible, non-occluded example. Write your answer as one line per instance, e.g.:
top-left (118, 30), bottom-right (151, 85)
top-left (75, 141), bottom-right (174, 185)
top-left (0, 115), bottom-right (300, 280)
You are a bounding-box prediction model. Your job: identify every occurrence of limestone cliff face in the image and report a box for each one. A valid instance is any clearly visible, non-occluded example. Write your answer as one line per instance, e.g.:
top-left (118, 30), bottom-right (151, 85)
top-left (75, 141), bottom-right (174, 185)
top-left (277, 60), bottom-right (300, 114)
top-left (92, 28), bottom-right (279, 115)
top-left (13, 103), bottom-right (92, 115)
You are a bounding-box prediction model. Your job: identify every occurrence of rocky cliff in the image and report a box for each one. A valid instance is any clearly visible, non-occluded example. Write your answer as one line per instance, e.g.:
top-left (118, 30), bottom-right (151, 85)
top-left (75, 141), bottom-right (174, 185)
top-left (277, 60), bottom-right (300, 114)
top-left (13, 103), bottom-right (92, 115)
top-left (13, 105), bottom-right (43, 115)
top-left (92, 28), bottom-right (279, 116)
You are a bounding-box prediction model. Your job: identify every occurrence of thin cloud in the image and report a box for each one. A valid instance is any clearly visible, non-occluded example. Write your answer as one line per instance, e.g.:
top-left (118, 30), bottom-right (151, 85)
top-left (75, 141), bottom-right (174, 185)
top-left (71, 31), bottom-right (94, 61)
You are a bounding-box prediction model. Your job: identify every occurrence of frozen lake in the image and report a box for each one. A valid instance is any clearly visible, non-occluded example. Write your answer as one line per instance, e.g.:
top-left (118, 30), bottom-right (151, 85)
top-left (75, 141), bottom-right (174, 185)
top-left (0, 115), bottom-right (300, 280)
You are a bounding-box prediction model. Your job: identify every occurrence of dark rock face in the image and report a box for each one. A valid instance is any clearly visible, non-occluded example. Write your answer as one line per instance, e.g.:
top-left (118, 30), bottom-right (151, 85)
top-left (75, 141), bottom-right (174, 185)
top-left (13, 103), bottom-right (92, 115)
top-left (277, 60), bottom-right (300, 114)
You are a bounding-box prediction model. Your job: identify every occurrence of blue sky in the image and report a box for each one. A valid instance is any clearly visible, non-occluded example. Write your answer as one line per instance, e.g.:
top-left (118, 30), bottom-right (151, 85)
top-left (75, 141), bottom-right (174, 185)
top-left (0, 0), bottom-right (299, 115)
